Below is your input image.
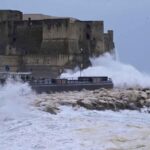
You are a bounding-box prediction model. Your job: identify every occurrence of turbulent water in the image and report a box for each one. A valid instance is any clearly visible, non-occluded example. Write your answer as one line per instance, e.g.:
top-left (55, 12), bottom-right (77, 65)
top-left (0, 80), bottom-right (150, 150)
top-left (1, 54), bottom-right (150, 150)
top-left (61, 53), bottom-right (150, 88)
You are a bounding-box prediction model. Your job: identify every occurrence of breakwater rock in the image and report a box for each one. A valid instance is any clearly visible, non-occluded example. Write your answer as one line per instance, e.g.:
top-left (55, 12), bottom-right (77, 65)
top-left (34, 88), bottom-right (150, 114)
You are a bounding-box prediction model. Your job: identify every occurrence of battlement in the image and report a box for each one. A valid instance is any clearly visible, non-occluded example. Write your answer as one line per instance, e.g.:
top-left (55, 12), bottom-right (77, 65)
top-left (0, 10), bottom-right (22, 22)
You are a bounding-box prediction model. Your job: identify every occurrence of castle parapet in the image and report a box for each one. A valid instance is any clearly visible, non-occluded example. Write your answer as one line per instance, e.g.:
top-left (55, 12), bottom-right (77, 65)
top-left (0, 10), bottom-right (22, 22)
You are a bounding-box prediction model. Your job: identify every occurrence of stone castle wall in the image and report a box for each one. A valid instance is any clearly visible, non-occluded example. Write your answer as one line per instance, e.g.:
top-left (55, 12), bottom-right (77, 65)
top-left (0, 10), bottom-right (115, 77)
top-left (0, 55), bottom-right (20, 71)
top-left (22, 54), bottom-right (73, 77)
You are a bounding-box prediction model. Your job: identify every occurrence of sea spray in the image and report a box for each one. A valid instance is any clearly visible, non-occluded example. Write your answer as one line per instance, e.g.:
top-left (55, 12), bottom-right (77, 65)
top-left (0, 68), bottom-right (150, 149)
top-left (61, 53), bottom-right (150, 88)
top-left (1, 105), bottom-right (150, 150)
top-left (0, 79), bottom-right (35, 119)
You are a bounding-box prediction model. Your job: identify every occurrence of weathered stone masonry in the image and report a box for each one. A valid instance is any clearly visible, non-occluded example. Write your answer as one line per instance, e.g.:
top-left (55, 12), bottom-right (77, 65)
top-left (0, 10), bottom-right (115, 77)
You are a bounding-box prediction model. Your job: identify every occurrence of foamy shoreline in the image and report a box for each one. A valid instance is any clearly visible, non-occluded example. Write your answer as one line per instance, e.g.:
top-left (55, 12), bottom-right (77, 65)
top-left (1, 81), bottom-right (150, 150)
top-left (34, 88), bottom-right (150, 114)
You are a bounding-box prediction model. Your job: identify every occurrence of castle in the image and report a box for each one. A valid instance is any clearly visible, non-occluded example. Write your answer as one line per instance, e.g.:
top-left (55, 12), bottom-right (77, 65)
top-left (0, 10), bottom-right (115, 77)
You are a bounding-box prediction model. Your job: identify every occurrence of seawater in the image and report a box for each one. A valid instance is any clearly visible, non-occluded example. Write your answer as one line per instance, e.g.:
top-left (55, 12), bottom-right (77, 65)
top-left (0, 80), bottom-right (150, 150)
top-left (61, 53), bottom-right (150, 88)
top-left (0, 105), bottom-right (150, 150)
top-left (1, 53), bottom-right (150, 150)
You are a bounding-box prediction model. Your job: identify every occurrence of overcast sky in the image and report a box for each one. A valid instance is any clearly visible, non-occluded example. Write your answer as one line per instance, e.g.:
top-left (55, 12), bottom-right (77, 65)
top-left (0, 0), bottom-right (150, 73)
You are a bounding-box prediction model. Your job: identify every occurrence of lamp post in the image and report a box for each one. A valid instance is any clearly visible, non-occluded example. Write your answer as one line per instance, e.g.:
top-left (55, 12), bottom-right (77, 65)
top-left (80, 48), bottom-right (84, 77)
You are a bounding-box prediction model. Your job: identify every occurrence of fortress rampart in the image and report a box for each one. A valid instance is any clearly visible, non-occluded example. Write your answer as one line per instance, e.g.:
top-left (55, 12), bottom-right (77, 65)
top-left (0, 10), bottom-right (115, 77)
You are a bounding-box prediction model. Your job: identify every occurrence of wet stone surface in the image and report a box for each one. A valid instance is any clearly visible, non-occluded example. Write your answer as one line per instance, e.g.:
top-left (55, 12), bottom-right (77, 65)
top-left (34, 88), bottom-right (150, 114)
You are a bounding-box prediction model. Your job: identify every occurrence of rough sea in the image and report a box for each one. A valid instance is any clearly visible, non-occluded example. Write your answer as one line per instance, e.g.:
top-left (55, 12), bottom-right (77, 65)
top-left (0, 53), bottom-right (150, 150)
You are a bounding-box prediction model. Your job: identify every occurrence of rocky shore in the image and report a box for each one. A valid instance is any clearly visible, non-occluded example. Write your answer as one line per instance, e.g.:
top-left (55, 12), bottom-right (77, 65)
top-left (34, 88), bottom-right (150, 114)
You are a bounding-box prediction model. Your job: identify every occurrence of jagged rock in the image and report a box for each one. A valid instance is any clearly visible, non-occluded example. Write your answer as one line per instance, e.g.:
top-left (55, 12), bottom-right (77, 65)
top-left (34, 88), bottom-right (150, 113)
top-left (44, 104), bottom-right (60, 115)
top-left (77, 99), bottom-right (93, 110)
top-left (93, 89), bottom-right (100, 94)
top-left (133, 99), bottom-right (145, 108)
top-left (97, 99), bottom-right (108, 107)
top-left (115, 100), bottom-right (126, 110)
top-left (99, 96), bottom-right (114, 102)
top-left (58, 100), bottom-right (76, 106)
top-left (94, 104), bottom-right (106, 110)
top-left (107, 101), bottom-right (117, 110)
top-left (127, 90), bottom-right (139, 102)
top-left (139, 91), bottom-right (147, 100)
top-left (145, 99), bottom-right (150, 107)
top-left (145, 92), bottom-right (150, 101)
top-left (128, 102), bottom-right (140, 110)
top-left (91, 98), bottom-right (106, 110)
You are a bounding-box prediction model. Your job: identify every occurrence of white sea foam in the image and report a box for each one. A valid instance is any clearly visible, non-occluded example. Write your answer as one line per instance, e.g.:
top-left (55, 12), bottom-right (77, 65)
top-left (1, 56), bottom-right (150, 149)
top-left (61, 53), bottom-right (150, 88)
top-left (0, 79), bottom-right (35, 120)
top-left (0, 79), bottom-right (150, 150)
top-left (0, 104), bottom-right (150, 150)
